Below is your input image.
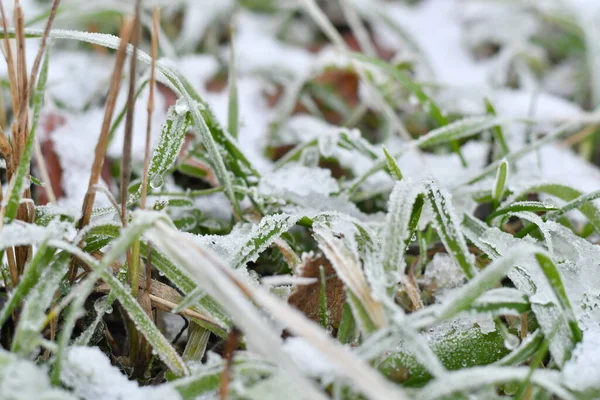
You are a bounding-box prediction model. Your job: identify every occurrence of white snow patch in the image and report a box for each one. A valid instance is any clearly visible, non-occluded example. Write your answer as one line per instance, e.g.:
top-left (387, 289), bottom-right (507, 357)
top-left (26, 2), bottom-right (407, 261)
top-left (283, 337), bottom-right (336, 377)
top-left (61, 346), bottom-right (181, 400)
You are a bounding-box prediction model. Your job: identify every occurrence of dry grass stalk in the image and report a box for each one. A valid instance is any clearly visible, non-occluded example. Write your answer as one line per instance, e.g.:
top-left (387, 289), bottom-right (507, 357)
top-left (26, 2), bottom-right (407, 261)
top-left (141, 6), bottom-right (160, 210)
top-left (219, 327), bottom-right (241, 400)
top-left (78, 19), bottom-right (134, 229)
top-left (72, 19), bottom-right (134, 282)
top-left (0, 1), bottom-right (17, 115)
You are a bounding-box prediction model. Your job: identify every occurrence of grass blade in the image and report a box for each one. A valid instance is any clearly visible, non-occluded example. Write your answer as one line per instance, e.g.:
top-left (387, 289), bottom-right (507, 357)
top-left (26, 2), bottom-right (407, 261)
top-left (424, 178), bottom-right (477, 279)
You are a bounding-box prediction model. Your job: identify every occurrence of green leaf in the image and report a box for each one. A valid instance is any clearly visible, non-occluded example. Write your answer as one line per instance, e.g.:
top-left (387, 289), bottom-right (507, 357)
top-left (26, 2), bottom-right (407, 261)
top-left (486, 201), bottom-right (558, 224)
top-left (51, 213), bottom-right (189, 380)
top-left (177, 162), bottom-right (208, 178)
top-left (351, 52), bottom-right (447, 126)
top-left (11, 252), bottom-right (70, 357)
top-left (463, 122), bottom-right (579, 186)
top-left (534, 253), bottom-right (582, 345)
top-left (424, 179), bottom-right (477, 279)
top-left (484, 97), bottom-right (510, 157)
top-left (383, 146), bottom-right (403, 181)
top-left (0, 244), bottom-right (56, 328)
top-left (228, 30), bottom-right (239, 139)
top-left (232, 214), bottom-right (301, 268)
top-left (382, 180), bottom-right (422, 296)
top-left (492, 159), bottom-right (509, 203)
top-left (415, 116), bottom-right (506, 149)
top-left (379, 323), bottom-right (510, 387)
top-left (131, 106), bottom-right (190, 202)
top-left (437, 245), bottom-right (536, 320)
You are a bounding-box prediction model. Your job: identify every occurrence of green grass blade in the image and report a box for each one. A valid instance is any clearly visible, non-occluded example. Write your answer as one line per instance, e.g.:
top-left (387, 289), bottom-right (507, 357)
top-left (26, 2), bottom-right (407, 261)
top-left (227, 29), bottom-right (238, 139)
top-left (484, 97), bottom-right (510, 157)
top-left (350, 52), bottom-right (447, 126)
top-left (424, 179), bottom-right (477, 279)
top-left (131, 107), bottom-right (190, 201)
top-left (383, 146), bottom-right (403, 181)
top-left (415, 116), bottom-right (506, 149)
top-left (11, 251), bottom-right (70, 357)
top-left (486, 201), bottom-right (558, 224)
top-left (382, 180), bottom-right (422, 296)
top-left (0, 244), bottom-right (55, 328)
top-left (437, 245), bottom-right (535, 320)
top-left (534, 253), bottom-right (583, 345)
top-left (492, 159), bottom-right (509, 204)
top-left (233, 214), bottom-right (301, 268)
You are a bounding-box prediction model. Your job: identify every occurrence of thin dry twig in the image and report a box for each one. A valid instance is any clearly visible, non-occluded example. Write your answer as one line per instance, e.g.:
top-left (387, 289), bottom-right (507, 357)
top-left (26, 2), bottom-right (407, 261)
top-left (219, 327), bottom-right (241, 400)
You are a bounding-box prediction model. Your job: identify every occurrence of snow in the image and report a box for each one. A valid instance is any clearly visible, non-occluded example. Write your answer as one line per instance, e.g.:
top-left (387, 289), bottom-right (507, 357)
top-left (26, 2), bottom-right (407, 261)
top-left (562, 327), bottom-right (600, 392)
top-left (61, 346), bottom-right (181, 400)
top-left (421, 253), bottom-right (466, 300)
top-left (283, 337), bottom-right (336, 377)
top-left (0, 349), bottom-right (76, 400)
top-left (234, 11), bottom-right (314, 79)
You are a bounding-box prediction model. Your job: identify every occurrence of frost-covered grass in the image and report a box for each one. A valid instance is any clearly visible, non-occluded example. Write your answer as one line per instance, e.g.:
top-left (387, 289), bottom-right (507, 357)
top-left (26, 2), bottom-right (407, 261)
top-left (2, 0), bottom-right (600, 399)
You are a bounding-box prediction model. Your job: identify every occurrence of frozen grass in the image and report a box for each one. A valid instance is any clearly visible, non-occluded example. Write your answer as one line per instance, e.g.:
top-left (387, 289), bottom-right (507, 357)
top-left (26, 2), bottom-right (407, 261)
top-left (2, 0), bottom-right (600, 399)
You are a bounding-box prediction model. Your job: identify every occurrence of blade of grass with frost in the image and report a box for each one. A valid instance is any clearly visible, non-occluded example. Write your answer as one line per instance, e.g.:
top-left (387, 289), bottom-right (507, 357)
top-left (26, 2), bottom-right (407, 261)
top-left (145, 220), bottom-right (330, 400)
top-left (314, 226), bottom-right (387, 331)
top-left (319, 265), bottom-right (329, 329)
top-left (76, 220), bottom-right (230, 335)
top-left (462, 214), bottom-right (501, 259)
top-left (141, 244), bottom-right (231, 334)
top-left (383, 146), bottom-right (402, 180)
top-left (0, 244), bottom-right (56, 327)
top-left (17, 28), bottom-right (243, 213)
top-left (299, 0), bottom-right (411, 140)
top-left (495, 329), bottom-right (544, 366)
top-left (471, 287), bottom-right (530, 315)
top-left (11, 251), bottom-right (69, 357)
top-left (49, 213), bottom-right (188, 379)
top-left (484, 97), bottom-right (510, 157)
top-left (492, 159), bottom-right (509, 204)
top-left (418, 367), bottom-right (573, 400)
top-left (534, 253), bottom-right (582, 344)
top-left (462, 122), bottom-right (579, 186)
top-left (74, 292), bottom-right (116, 346)
top-left (486, 201), bottom-right (558, 224)
top-left (351, 52), bottom-right (447, 126)
top-left (227, 27), bottom-right (238, 139)
top-left (436, 245), bottom-right (537, 321)
top-left (347, 118), bottom-right (504, 194)
top-left (173, 358), bottom-right (276, 399)
top-left (148, 220), bottom-right (410, 400)
top-left (174, 70), bottom-right (260, 179)
top-left (414, 116), bottom-right (507, 149)
top-left (131, 107), bottom-right (190, 201)
top-left (381, 180), bottom-right (421, 296)
top-left (182, 322), bottom-right (210, 362)
top-left (424, 179), bottom-right (477, 279)
top-left (20, 27), bottom-right (258, 183)
top-left (233, 214), bottom-right (301, 268)
top-left (3, 48), bottom-right (49, 221)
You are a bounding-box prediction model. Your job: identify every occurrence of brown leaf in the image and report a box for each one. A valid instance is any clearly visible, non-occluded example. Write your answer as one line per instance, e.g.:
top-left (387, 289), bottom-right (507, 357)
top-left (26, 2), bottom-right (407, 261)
top-left (287, 254), bottom-right (346, 331)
